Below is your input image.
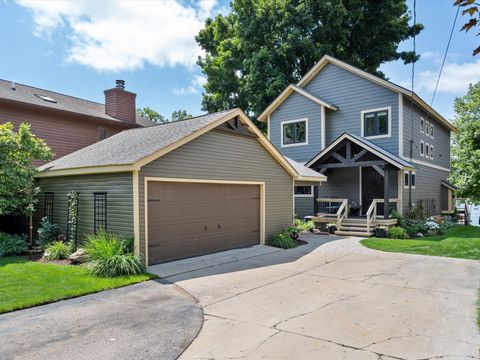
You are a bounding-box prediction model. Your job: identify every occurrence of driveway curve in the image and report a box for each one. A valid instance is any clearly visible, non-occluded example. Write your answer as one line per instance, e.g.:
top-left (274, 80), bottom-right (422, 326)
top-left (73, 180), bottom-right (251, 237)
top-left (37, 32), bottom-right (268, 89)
top-left (150, 234), bottom-right (480, 360)
top-left (0, 280), bottom-right (202, 360)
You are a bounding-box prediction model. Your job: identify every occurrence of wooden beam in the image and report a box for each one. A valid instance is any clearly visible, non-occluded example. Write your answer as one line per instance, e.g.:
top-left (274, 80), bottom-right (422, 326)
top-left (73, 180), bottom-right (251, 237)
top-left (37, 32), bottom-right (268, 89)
top-left (331, 152), bottom-right (346, 163)
top-left (352, 149), bottom-right (368, 163)
top-left (384, 169), bottom-right (389, 220)
top-left (316, 160), bottom-right (387, 169)
top-left (346, 140), bottom-right (352, 160)
top-left (372, 165), bottom-right (384, 177)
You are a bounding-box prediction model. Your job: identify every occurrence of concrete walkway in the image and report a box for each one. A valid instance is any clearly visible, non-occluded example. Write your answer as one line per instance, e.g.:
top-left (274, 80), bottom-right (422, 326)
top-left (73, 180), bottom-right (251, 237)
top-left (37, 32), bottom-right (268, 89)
top-left (0, 280), bottom-right (202, 360)
top-left (149, 234), bottom-right (480, 360)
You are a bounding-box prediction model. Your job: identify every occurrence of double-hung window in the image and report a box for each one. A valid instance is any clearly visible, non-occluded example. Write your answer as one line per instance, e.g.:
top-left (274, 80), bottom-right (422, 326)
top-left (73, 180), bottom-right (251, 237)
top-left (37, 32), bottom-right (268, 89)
top-left (281, 119), bottom-right (307, 146)
top-left (93, 193), bottom-right (107, 233)
top-left (361, 107), bottom-right (390, 138)
top-left (404, 172), bottom-right (416, 189)
top-left (425, 142), bottom-right (430, 158)
top-left (430, 144), bottom-right (434, 159)
top-left (420, 140), bottom-right (425, 156)
top-left (420, 117), bottom-right (424, 134)
top-left (294, 185), bottom-right (313, 197)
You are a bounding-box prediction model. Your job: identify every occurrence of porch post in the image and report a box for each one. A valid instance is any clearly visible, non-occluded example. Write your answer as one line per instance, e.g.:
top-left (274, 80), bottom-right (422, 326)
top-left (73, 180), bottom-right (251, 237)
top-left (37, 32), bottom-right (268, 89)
top-left (313, 185), bottom-right (319, 215)
top-left (384, 168), bottom-right (389, 219)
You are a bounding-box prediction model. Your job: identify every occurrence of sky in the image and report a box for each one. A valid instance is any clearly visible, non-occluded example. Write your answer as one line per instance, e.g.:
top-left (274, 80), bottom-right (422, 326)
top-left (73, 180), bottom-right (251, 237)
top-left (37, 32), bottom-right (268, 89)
top-left (0, 0), bottom-right (478, 121)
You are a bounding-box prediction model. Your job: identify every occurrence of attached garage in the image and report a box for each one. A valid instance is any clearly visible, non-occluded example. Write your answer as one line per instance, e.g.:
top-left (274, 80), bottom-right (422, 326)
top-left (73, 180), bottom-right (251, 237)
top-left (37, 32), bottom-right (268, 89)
top-left (35, 108), bottom-right (326, 265)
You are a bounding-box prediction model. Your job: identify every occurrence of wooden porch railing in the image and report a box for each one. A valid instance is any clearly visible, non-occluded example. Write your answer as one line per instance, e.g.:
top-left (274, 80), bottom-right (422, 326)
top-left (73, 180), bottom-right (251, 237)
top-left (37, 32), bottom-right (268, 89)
top-left (366, 198), bottom-right (398, 232)
top-left (336, 199), bottom-right (348, 228)
top-left (316, 198), bottom-right (347, 216)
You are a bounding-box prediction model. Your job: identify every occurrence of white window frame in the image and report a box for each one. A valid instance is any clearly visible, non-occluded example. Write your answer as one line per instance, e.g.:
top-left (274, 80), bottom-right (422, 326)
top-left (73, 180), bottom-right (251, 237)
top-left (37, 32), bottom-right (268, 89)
top-left (360, 106), bottom-right (392, 139)
top-left (425, 120), bottom-right (430, 135)
top-left (294, 185), bottom-right (314, 198)
top-left (420, 140), bottom-right (425, 157)
top-left (430, 123), bottom-right (434, 139)
top-left (430, 144), bottom-right (434, 159)
top-left (420, 117), bottom-right (424, 134)
top-left (404, 171), bottom-right (416, 189)
top-left (425, 142), bottom-right (430, 158)
top-left (281, 118), bottom-right (308, 147)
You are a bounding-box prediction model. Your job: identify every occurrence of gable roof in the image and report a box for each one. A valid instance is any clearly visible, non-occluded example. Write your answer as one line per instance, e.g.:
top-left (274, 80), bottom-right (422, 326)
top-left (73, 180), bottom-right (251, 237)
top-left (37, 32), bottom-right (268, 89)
top-left (0, 79), bottom-right (154, 127)
top-left (305, 132), bottom-right (415, 171)
top-left (37, 108), bottom-right (327, 182)
top-left (285, 157), bottom-right (327, 182)
top-left (441, 180), bottom-right (458, 192)
top-left (259, 55), bottom-right (458, 133)
top-left (258, 84), bottom-right (337, 122)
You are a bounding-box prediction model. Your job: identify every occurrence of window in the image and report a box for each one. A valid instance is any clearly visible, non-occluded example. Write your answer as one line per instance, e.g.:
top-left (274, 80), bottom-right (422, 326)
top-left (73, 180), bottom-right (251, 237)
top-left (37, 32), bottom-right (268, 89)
top-left (98, 127), bottom-right (107, 141)
top-left (420, 117), bottom-right (424, 133)
top-left (420, 140), bottom-right (425, 156)
top-left (361, 107), bottom-right (390, 138)
top-left (425, 120), bottom-right (429, 134)
top-left (404, 172), bottom-right (416, 189)
top-left (44, 192), bottom-right (54, 222)
top-left (281, 119), bottom-right (307, 146)
top-left (94, 193), bottom-right (107, 233)
top-left (430, 124), bottom-right (434, 138)
top-left (430, 144), bottom-right (434, 159)
top-left (294, 186), bottom-right (313, 197)
top-left (425, 142), bottom-right (429, 158)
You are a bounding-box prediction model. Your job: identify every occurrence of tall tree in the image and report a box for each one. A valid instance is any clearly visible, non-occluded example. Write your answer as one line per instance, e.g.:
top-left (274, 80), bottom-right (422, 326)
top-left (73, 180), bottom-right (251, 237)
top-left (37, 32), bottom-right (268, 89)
top-left (137, 108), bottom-right (192, 124)
top-left (455, 0), bottom-right (480, 56)
top-left (171, 109), bottom-right (193, 122)
top-left (196, 0), bottom-right (422, 118)
top-left (0, 123), bottom-right (52, 216)
top-left (450, 82), bottom-right (480, 202)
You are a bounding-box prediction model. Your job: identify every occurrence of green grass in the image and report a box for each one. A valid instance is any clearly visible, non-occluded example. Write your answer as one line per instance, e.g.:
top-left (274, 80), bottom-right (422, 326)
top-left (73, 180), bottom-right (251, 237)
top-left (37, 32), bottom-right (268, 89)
top-left (361, 226), bottom-right (480, 260)
top-left (0, 257), bottom-right (155, 314)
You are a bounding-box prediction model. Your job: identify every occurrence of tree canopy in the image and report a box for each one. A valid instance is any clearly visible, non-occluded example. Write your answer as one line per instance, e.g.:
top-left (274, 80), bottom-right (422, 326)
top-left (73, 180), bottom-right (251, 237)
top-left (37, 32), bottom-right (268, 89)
top-left (450, 82), bottom-right (480, 202)
top-left (137, 108), bottom-right (192, 124)
top-left (196, 0), bottom-right (423, 119)
top-left (0, 122), bottom-right (52, 216)
top-left (455, 0), bottom-right (480, 56)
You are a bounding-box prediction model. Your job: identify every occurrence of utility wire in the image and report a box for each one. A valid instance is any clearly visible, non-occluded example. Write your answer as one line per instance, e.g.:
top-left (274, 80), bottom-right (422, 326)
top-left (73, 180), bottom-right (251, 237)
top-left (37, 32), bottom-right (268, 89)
top-left (431, 6), bottom-right (460, 106)
top-left (408, 0), bottom-right (417, 210)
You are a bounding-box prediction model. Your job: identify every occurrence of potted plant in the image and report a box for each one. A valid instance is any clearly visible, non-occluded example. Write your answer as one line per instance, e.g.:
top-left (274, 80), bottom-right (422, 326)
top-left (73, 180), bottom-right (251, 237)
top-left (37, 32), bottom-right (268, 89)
top-left (375, 225), bottom-right (388, 238)
top-left (288, 226), bottom-right (300, 240)
top-left (326, 222), bottom-right (337, 234)
top-left (349, 201), bottom-right (360, 216)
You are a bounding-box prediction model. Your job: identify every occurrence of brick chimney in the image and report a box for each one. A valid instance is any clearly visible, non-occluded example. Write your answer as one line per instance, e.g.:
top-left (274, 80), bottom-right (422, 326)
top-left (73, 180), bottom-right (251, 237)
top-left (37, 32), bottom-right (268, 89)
top-left (104, 80), bottom-right (136, 123)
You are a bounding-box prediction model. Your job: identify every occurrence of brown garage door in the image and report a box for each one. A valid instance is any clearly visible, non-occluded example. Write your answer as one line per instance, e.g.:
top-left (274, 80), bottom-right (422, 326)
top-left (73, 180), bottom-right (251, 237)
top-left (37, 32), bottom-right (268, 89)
top-left (147, 181), bottom-right (260, 265)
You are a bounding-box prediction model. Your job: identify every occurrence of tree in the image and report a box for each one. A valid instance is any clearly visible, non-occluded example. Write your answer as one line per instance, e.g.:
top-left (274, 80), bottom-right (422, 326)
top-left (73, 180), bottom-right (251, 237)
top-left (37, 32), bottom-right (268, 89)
top-left (450, 82), bottom-right (480, 202)
top-left (196, 0), bottom-right (423, 119)
top-left (0, 122), bottom-right (52, 216)
top-left (137, 107), bottom-right (192, 124)
top-left (455, 0), bottom-right (480, 56)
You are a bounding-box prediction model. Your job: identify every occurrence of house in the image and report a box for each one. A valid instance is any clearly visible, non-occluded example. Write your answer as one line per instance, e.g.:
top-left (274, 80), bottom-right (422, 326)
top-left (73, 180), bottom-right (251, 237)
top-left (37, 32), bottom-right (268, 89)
top-left (0, 79), bottom-right (153, 166)
top-left (34, 108), bottom-right (325, 265)
top-left (259, 55), bottom-right (458, 236)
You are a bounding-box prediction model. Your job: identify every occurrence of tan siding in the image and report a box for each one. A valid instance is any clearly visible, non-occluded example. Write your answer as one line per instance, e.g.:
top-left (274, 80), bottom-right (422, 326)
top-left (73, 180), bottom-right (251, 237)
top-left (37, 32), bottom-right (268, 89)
top-left (35, 173), bottom-right (134, 242)
top-left (139, 130), bottom-right (293, 258)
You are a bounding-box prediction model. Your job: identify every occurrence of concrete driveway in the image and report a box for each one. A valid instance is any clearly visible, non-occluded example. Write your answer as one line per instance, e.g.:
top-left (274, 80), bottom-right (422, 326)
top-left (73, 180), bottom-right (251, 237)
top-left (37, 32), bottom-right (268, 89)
top-left (0, 280), bottom-right (202, 360)
top-left (149, 234), bottom-right (480, 360)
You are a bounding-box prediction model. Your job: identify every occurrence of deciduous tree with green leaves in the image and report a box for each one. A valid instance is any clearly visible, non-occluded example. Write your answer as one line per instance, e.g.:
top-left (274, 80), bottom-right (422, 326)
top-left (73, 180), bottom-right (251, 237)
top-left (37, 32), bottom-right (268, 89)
top-left (196, 0), bottom-right (422, 120)
top-left (137, 108), bottom-right (192, 124)
top-left (450, 82), bottom-right (480, 202)
top-left (0, 122), bottom-right (52, 216)
top-left (455, 0), bottom-right (480, 56)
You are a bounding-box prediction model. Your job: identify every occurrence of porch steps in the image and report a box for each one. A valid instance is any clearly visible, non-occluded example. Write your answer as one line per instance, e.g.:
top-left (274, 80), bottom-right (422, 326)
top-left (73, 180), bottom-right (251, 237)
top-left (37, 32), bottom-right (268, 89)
top-left (335, 219), bottom-right (374, 237)
top-left (335, 230), bottom-right (374, 237)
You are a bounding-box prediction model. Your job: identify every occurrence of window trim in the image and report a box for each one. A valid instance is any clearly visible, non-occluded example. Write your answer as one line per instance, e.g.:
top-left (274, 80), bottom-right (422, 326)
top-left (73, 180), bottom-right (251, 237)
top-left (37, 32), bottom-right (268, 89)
top-left (93, 192), bottom-right (108, 234)
top-left (425, 142), bottom-right (430, 158)
top-left (404, 171), bottom-right (416, 189)
top-left (420, 140), bottom-right (425, 157)
top-left (425, 120), bottom-right (430, 135)
top-left (430, 144), bottom-right (434, 159)
top-left (281, 118), bottom-right (308, 147)
top-left (360, 106), bottom-right (392, 139)
top-left (430, 123), bottom-right (434, 139)
top-left (420, 117), bottom-right (424, 134)
top-left (294, 185), bottom-right (314, 198)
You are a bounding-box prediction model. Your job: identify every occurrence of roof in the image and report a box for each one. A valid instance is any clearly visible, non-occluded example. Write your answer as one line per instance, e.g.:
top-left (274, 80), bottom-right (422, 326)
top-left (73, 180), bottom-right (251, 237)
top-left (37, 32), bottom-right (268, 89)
top-left (259, 55), bottom-right (458, 133)
top-left (285, 157), bottom-right (327, 181)
top-left (305, 132), bottom-right (415, 171)
top-left (441, 180), bottom-right (458, 191)
top-left (37, 108), bottom-right (327, 182)
top-left (258, 84), bottom-right (337, 122)
top-left (0, 79), bottom-right (149, 127)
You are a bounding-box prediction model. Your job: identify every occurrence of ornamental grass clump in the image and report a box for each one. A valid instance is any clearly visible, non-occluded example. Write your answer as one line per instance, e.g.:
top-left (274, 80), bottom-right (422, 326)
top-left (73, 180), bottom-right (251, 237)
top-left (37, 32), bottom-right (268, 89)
top-left (271, 231), bottom-right (297, 249)
top-left (43, 241), bottom-right (71, 260)
top-left (84, 231), bottom-right (144, 277)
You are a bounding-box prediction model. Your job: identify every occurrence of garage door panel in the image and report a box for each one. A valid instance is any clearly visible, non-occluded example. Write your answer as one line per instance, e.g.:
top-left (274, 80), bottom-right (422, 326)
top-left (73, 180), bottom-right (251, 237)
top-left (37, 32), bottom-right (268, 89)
top-left (147, 182), bottom-right (260, 264)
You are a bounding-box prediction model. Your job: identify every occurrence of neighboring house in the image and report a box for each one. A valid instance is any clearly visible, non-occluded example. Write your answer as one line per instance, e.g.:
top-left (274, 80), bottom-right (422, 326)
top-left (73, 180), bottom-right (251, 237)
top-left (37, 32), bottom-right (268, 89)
top-left (34, 109), bottom-right (325, 265)
top-left (0, 79), bottom-right (153, 166)
top-left (259, 55), bottom-right (458, 235)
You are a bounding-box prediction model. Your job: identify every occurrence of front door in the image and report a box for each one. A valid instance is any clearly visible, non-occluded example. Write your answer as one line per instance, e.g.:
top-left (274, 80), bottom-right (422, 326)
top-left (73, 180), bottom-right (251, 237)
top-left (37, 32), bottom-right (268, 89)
top-left (362, 167), bottom-right (384, 215)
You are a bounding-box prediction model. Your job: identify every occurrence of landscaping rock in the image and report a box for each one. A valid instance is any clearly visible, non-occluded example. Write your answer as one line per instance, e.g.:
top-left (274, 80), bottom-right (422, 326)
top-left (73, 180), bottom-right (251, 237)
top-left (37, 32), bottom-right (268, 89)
top-left (416, 233), bottom-right (424, 237)
top-left (69, 248), bottom-right (87, 264)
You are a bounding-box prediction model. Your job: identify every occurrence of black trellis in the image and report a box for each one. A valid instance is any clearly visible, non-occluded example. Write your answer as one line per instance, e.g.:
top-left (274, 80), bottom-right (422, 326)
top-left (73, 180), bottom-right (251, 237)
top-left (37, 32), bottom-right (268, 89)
top-left (94, 192), bottom-right (107, 233)
top-left (66, 192), bottom-right (79, 248)
top-left (44, 192), bottom-right (54, 222)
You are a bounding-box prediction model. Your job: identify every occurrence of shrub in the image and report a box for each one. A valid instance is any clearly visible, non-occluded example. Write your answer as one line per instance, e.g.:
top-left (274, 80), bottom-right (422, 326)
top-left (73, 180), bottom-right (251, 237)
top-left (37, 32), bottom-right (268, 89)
top-left (37, 217), bottom-right (60, 247)
top-left (43, 241), bottom-right (71, 260)
top-left (389, 226), bottom-right (409, 239)
top-left (271, 231), bottom-right (297, 249)
top-left (303, 220), bottom-right (316, 232)
top-left (0, 232), bottom-right (28, 257)
top-left (84, 231), bottom-right (144, 277)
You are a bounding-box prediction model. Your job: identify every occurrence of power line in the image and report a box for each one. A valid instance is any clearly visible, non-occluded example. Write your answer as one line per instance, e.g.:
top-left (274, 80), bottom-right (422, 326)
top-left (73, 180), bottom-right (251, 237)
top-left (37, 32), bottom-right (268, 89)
top-left (408, 0), bottom-right (417, 210)
top-left (431, 6), bottom-right (460, 106)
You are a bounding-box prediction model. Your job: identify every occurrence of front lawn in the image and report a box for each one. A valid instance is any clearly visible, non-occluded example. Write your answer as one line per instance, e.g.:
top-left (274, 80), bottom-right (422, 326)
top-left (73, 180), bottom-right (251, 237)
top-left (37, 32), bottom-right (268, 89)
top-left (0, 257), bottom-right (155, 314)
top-left (361, 226), bottom-right (480, 260)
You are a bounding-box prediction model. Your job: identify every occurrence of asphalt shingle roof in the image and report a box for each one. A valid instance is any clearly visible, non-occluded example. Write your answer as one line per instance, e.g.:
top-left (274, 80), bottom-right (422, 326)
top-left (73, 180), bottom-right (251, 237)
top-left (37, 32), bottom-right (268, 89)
top-left (285, 157), bottom-right (327, 179)
top-left (0, 79), bottom-right (154, 127)
top-left (38, 109), bottom-right (237, 172)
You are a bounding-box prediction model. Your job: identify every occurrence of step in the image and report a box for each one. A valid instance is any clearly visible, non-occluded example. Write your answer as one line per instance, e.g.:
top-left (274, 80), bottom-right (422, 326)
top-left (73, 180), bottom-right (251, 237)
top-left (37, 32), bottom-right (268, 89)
top-left (341, 221), bottom-right (368, 227)
top-left (339, 226), bottom-right (372, 232)
top-left (334, 230), bottom-right (374, 237)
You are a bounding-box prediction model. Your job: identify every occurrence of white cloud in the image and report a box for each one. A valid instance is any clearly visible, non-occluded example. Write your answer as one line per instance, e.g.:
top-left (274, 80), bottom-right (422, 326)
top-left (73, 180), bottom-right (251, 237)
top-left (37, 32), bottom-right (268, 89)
top-left (415, 59), bottom-right (480, 94)
top-left (17, 0), bottom-right (218, 72)
top-left (172, 74), bottom-right (206, 95)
